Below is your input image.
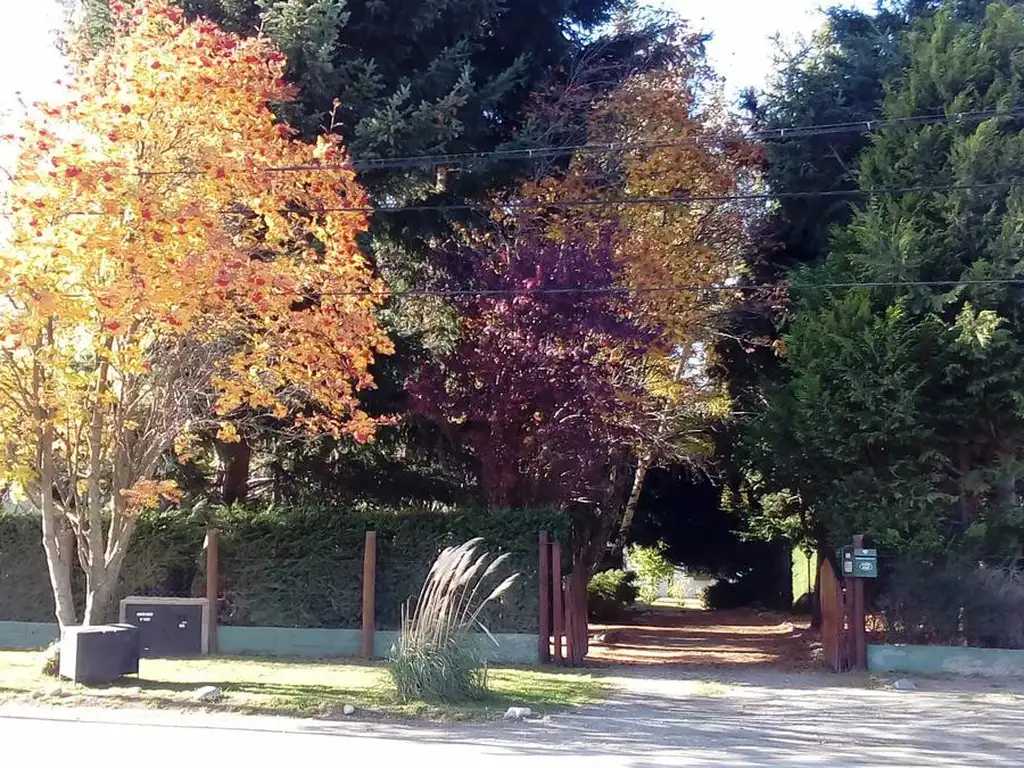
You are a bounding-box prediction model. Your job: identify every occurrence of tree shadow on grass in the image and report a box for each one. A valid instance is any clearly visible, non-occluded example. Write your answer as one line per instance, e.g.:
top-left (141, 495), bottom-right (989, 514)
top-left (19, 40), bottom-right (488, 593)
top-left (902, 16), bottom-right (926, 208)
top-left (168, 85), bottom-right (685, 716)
top-left (46, 675), bottom-right (551, 721)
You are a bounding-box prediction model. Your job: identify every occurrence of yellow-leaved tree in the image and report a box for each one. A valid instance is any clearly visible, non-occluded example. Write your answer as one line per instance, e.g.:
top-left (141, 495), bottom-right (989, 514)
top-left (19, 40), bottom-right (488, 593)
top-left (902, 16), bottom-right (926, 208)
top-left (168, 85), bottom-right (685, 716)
top-left (595, 68), bottom-right (761, 546)
top-left (0, 0), bottom-right (391, 626)
top-left (524, 62), bottom-right (761, 548)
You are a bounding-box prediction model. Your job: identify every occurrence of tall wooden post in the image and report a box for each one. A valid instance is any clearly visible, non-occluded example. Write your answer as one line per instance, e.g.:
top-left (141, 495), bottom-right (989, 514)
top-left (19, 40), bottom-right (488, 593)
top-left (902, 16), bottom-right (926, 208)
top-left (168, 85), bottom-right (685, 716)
top-left (564, 575), bottom-right (576, 666)
top-left (538, 530), bottom-right (551, 664)
top-left (551, 540), bottom-right (563, 665)
top-left (570, 563), bottom-right (589, 663)
top-left (204, 528), bottom-right (219, 654)
top-left (851, 534), bottom-right (867, 670)
top-left (361, 530), bottom-right (377, 658)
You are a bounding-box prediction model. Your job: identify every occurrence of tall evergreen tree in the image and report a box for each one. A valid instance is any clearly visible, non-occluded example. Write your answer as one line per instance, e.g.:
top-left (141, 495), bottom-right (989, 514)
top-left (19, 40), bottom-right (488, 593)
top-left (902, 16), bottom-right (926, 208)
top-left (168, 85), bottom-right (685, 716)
top-left (716, 2), bottom-right (917, 549)
top-left (755, 0), bottom-right (1024, 561)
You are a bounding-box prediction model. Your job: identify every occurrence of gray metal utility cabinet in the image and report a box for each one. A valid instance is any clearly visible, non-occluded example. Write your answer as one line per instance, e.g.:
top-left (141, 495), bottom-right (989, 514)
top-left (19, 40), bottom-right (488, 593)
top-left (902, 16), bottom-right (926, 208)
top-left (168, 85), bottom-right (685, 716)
top-left (119, 596), bottom-right (210, 657)
top-left (60, 623), bottom-right (141, 684)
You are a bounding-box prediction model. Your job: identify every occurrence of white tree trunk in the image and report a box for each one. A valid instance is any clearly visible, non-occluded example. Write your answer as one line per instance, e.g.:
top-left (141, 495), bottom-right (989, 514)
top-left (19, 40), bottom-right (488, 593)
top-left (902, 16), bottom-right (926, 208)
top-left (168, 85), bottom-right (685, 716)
top-left (83, 570), bottom-right (113, 626)
top-left (39, 425), bottom-right (77, 627)
top-left (82, 524), bottom-right (133, 626)
top-left (617, 453), bottom-right (653, 548)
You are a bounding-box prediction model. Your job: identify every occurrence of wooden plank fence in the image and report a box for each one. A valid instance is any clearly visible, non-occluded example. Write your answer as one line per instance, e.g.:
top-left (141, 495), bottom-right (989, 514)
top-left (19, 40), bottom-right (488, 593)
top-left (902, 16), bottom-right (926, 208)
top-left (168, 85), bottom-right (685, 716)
top-left (537, 530), bottom-right (588, 666)
top-left (819, 556), bottom-right (848, 672)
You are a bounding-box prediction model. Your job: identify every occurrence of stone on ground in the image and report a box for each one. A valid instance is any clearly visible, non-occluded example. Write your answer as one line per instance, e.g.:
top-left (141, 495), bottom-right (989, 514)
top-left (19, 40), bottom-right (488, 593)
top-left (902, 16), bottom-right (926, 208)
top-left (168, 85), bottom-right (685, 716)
top-left (194, 685), bottom-right (222, 701)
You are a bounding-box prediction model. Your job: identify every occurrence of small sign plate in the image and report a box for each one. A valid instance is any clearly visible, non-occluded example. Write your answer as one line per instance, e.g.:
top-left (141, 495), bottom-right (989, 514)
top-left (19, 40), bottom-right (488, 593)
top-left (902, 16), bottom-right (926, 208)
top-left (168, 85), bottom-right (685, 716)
top-left (838, 545), bottom-right (878, 578)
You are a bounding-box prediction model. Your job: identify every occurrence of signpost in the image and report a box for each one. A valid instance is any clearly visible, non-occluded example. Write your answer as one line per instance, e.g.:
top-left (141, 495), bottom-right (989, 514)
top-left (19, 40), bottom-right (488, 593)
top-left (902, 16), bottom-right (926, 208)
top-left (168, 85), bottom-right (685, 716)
top-left (849, 536), bottom-right (873, 670)
top-left (826, 535), bottom-right (880, 673)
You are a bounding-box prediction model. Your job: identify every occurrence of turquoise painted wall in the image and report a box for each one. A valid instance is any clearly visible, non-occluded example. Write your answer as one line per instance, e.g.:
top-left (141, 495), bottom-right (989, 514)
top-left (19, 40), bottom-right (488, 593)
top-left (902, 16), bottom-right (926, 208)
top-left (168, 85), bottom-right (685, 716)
top-left (0, 621), bottom-right (536, 664)
top-left (0, 621), bottom-right (58, 649)
top-left (868, 644), bottom-right (1024, 678)
top-left (219, 626), bottom-right (536, 663)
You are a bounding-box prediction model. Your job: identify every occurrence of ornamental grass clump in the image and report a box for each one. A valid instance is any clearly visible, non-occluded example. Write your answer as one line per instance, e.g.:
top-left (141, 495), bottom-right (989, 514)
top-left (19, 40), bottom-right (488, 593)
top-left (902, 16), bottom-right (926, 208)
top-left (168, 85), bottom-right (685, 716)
top-left (389, 538), bottom-right (518, 702)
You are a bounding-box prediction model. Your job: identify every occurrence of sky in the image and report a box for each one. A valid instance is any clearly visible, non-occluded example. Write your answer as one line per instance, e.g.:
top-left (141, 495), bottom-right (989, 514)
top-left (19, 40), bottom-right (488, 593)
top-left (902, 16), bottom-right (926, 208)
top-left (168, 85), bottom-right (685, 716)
top-left (0, 0), bottom-right (66, 111)
top-left (671, 0), bottom-right (877, 96)
top-left (0, 0), bottom-right (877, 134)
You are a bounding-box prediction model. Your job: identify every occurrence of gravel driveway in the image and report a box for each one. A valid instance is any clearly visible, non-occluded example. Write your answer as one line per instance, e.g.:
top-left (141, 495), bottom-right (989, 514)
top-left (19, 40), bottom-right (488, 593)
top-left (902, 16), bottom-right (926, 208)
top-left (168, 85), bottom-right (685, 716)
top-left (525, 668), bottom-right (1024, 766)
top-left (2, 667), bottom-right (1021, 766)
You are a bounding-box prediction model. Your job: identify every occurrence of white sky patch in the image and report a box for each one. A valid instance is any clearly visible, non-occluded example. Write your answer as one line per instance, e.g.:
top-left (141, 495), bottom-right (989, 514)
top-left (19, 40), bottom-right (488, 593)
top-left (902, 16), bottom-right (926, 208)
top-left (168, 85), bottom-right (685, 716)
top-left (0, 0), bottom-right (68, 185)
top-left (662, 0), bottom-right (877, 99)
top-left (0, 0), bottom-right (67, 113)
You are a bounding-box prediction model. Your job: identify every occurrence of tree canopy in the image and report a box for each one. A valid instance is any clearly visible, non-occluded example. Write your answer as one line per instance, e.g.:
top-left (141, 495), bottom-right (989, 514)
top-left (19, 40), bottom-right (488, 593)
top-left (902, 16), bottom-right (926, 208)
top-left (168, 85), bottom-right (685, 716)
top-left (746, 0), bottom-right (1024, 561)
top-left (0, 0), bottom-right (389, 624)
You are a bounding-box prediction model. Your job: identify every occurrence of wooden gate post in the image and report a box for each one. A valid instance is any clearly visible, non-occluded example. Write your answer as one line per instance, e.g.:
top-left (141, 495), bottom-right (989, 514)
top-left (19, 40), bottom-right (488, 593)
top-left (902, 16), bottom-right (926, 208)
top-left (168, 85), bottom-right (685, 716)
top-left (551, 540), bottom-right (563, 665)
top-left (564, 575), bottom-right (575, 666)
top-left (851, 534), bottom-right (867, 670)
top-left (204, 528), bottom-right (219, 654)
top-left (570, 563), bottom-right (589, 664)
top-left (361, 530), bottom-right (377, 658)
top-left (818, 557), bottom-right (847, 672)
top-left (538, 530), bottom-right (551, 664)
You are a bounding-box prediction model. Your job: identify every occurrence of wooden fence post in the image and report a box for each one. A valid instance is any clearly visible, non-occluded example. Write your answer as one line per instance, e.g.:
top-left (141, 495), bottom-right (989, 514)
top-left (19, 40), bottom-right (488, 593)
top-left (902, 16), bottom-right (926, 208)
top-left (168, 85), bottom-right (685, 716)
top-left (551, 540), bottom-right (563, 665)
top-left (570, 563), bottom-right (588, 664)
top-left (851, 534), bottom-right (867, 670)
top-left (538, 530), bottom-right (550, 664)
top-left (204, 528), bottom-right (219, 654)
top-left (362, 530), bottom-right (377, 658)
top-left (564, 575), bottom-right (576, 666)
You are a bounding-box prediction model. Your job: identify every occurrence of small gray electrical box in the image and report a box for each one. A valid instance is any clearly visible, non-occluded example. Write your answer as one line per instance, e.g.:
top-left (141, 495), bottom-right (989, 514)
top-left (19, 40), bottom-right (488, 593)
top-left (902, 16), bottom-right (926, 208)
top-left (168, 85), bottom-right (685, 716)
top-left (60, 623), bottom-right (140, 684)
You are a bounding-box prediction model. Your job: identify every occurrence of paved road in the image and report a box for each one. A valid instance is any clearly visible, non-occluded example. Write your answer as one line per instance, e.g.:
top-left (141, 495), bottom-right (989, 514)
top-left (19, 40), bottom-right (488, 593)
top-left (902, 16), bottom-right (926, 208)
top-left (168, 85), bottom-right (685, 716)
top-left (2, 671), bottom-right (1022, 766)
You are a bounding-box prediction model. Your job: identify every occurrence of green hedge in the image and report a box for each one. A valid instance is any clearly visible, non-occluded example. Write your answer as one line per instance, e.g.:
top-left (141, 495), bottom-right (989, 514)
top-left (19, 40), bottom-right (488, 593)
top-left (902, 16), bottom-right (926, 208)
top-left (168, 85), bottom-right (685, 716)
top-left (0, 503), bottom-right (564, 631)
top-left (0, 511), bottom-right (54, 623)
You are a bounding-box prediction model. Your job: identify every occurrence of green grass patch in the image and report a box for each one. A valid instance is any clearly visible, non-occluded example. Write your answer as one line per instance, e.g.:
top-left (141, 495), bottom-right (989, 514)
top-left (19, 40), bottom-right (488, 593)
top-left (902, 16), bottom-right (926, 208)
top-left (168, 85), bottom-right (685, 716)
top-left (792, 548), bottom-right (817, 606)
top-left (0, 650), bottom-right (607, 721)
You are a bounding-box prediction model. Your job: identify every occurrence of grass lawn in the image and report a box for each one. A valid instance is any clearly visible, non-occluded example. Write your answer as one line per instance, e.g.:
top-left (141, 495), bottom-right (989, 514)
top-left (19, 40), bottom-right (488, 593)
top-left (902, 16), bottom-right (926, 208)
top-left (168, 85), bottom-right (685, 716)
top-left (0, 650), bottom-right (608, 721)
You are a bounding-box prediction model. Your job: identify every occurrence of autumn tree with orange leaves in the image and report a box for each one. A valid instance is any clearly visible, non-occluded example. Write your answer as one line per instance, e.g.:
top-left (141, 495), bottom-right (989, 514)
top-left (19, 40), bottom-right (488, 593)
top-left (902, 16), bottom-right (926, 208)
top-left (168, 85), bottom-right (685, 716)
top-left (0, 0), bottom-right (390, 626)
top-left (593, 67), bottom-right (761, 546)
top-left (521, 58), bottom-right (761, 550)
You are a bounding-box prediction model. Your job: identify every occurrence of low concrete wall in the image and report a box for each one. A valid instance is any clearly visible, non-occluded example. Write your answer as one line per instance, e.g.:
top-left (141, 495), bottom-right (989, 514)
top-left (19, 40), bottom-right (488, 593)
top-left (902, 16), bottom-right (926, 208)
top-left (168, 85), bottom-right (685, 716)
top-left (219, 626), bottom-right (536, 663)
top-left (0, 621), bottom-right (536, 664)
top-left (0, 621), bottom-right (59, 649)
top-left (868, 644), bottom-right (1024, 678)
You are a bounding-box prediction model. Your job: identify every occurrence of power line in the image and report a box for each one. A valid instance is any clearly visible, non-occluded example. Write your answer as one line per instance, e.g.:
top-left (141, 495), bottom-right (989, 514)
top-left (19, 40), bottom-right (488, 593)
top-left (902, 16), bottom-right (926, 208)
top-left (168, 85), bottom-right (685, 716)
top-left (284, 108), bottom-right (1024, 172)
top-left (12, 278), bottom-right (1024, 303)
top-left (279, 278), bottom-right (1024, 298)
top-left (5, 107), bottom-right (1021, 178)
top-left (2, 180), bottom-right (1018, 219)
top-left (312, 181), bottom-right (1020, 214)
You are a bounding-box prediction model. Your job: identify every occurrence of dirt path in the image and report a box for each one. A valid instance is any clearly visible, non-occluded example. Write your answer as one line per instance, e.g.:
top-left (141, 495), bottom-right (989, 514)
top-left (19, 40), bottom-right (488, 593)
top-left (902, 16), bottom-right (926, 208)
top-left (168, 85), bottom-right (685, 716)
top-left (586, 606), bottom-right (820, 670)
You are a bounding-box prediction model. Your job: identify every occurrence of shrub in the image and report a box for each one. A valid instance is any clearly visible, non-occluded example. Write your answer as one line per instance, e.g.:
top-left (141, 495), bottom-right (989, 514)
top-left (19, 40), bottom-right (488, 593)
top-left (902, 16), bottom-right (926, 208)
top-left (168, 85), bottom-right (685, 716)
top-left (587, 569), bottom-right (638, 622)
top-left (40, 641), bottom-right (60, 677)
top-left (700, 577), bottom-right (762, 610)
top-left (963, 567), bottom-right (1024, 648)
top-left (388, 538), bottom-right (518, 702)
top-left (874, 559), bottom-right (968, 645)
top-left (626, 542), bottom-right (675, 603)
top-left (875, 560), bottom-right (1024, 649)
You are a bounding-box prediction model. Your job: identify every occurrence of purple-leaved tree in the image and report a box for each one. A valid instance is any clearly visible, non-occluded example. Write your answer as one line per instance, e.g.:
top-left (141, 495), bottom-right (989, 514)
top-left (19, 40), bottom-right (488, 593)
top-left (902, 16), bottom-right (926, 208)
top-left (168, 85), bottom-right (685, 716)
top-left (409, 221), bottom-right (652, 570)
